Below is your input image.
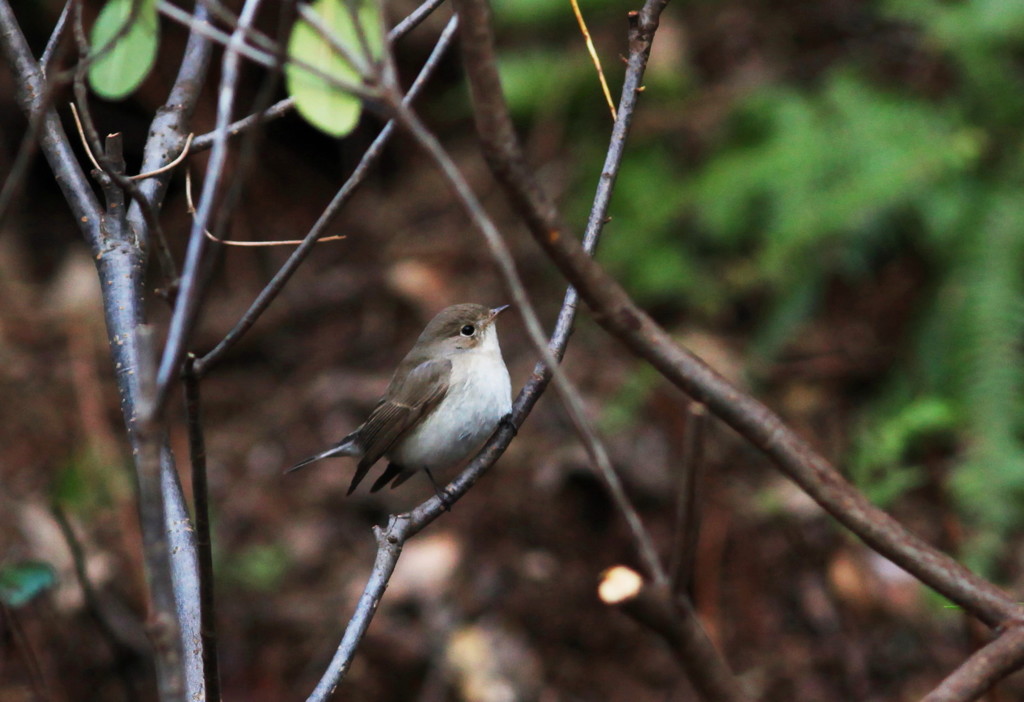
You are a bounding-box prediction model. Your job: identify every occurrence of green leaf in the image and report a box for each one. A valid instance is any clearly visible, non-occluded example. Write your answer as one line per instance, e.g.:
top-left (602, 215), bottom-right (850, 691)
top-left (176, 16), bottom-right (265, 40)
top-left (0, 561), bottom-right (57, 607)
top-left (286, 0), bottom-right (384, 137)
top-left (88, 0), bottom-right (160, 100)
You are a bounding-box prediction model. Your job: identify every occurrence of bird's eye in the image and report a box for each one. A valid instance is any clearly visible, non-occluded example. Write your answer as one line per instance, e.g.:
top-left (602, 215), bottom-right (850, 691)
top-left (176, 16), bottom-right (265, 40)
top-left (460, 324), bottom-right (476, 337)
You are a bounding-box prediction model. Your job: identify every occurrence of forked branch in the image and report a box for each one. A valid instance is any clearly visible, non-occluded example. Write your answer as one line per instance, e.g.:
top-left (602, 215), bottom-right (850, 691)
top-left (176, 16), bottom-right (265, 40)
top-left (450, 0), bottom-right (1024, 637)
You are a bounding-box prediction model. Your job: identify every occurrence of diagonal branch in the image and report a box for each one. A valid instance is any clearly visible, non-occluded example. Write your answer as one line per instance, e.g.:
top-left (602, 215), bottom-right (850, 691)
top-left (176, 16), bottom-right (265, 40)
top-left (599, 566), bottom-right (750, 702)
top-left (153, 0), bottom-right (265, 415)
top-left (304, 5), bottom-right (679, 695)
top-left (193, 14), bottom-right (460, 377)
top-left (0, 0), bottom-right (102, 249)
top-left (451, 0), bottom-right (1024, 631)
top-left (187, 0), bottom-right (451, 155)
top-left (922, 626), bottom-right (1024, 702)
top-left (395, 100), bottom-right (667, 584)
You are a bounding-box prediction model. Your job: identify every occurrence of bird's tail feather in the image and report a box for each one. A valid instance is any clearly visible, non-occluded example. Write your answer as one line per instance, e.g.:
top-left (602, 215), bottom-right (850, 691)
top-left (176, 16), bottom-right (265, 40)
top-left (284, 434), bottom-right (361, 474)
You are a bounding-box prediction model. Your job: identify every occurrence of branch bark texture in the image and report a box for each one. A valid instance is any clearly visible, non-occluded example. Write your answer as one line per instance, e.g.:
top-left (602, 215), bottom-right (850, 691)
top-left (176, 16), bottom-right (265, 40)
top-left (450, 0), bottom-right (1024, 632)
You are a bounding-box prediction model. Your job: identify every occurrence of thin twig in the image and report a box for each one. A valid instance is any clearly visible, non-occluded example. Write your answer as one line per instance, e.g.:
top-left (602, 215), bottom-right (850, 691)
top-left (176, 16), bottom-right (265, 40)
top-left (453, 0), bottom-right (1024, 632)
top-left (156, 0), bottom-right (375, 101)
top-left (599, 566), bottom-right (750, 702)
top-left (0, 106), bottom-right (47, 229)
top-left (669, 402), bottom-right (706, 592)
top-left (390, 0), bottom-right (448, 39)
top-left (183, 0), bottom-right (451, 155)
top-left (185, 167), bottom-right (344, 246)
top-left (203, 0), bottom-right (297, 254)
top-left (190, 98), bottom-right (295, 153)
top-left (0, 1), bottom-right (75, 226)
top-left (0, 602), bottom-right (51, 702)
top-left (129, 133), bottom-right (194, 180)
top-left (204, 231), bottom-right (346, 246)
top-left (40, 0), bottom-right (72, 75)
top-left (53, 506), bottom-right (149, 663)
top-left (305, 5), bottom-right (670, 694)
top-left (570, 0), bottom-right (616, 121)
top-left (0, 0), bottom-right (102, 244)
top-left (68, 101), bottom-right (103, 171)
top-left (153, 0), bottom-right (266, 417)
top-left (193, 14), bottom-right (460, 377)
top-left (396, 100), bottom-right (667, 585)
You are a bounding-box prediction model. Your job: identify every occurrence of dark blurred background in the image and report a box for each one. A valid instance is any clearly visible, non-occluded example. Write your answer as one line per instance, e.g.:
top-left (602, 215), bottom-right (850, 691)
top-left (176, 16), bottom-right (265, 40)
top-left (3, 0), bottom-right (1024, 699)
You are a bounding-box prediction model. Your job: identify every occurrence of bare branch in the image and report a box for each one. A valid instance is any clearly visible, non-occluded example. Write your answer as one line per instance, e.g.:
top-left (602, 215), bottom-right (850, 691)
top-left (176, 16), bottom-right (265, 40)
top-left (303, 4), bottom-right (678, 693)
top-left (154, 0), bottom-right (267, 415)
top-left (390, 0), bottom-right (448, 39)
top-left (395, 100), bottom-right (667, 583)
top-left (669, 403), bottom-right (706, 592)
top-left (0, 0), bottom-right (102, 249)
top-left (922, 626), bottom-right (1024, 702)
top-left (193, 14), bottom-right (460, 377)
top-left (130, 133), bottom-right (194, 180)
top-left (306, 517), bottom-right (408, 701)
top-left (570, 0), bottom-right (616, 121)
top-left (134, 325), bottom-right (186, 701)
top-left (451, 0), bottom-right (1024, 631)
top-left (183, 357), bottom-right (222, 702)
top-left (0, 0), bottom-right (74, 227)
top-left (40, 0), bottom-right (73, 74)
top-left (599, 566), bottom-right (751, 702)
top-left (52, 506), bottom-right (150, 662)
top-left (190, 98), bottom-right (295, 153)
top-left (181, 0), bottom-right (451, 155)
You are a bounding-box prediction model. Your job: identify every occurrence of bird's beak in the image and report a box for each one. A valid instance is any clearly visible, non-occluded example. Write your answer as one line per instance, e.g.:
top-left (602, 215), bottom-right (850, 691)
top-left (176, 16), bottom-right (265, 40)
top-left (489, 304), bottom-right (511, 320)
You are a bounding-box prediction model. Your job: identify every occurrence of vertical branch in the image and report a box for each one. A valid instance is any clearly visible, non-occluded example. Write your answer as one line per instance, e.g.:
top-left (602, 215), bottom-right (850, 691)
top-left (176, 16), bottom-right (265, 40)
top-left (183, 356), bottom-right (221, 702)
top-left (135, 326), bottom-right (186, 701)
top-left (127, 1), bottom-right (214, 249)
top-left (153, 0), bottom-right (264, 413)
top-left (669, 403), bottom-right (706, 592)
top-left (3, 2), bottom-right (215, 698)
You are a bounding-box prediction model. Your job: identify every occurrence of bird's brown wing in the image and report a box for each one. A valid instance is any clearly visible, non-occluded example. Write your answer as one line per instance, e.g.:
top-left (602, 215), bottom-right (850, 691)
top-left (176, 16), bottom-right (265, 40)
top-left (347, 358), bottom-right (451, 494)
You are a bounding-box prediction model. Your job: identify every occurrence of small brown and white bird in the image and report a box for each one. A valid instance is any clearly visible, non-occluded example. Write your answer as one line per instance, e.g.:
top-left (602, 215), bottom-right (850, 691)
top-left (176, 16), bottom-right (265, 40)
top-left (286, 303), bottom-right (513, 499)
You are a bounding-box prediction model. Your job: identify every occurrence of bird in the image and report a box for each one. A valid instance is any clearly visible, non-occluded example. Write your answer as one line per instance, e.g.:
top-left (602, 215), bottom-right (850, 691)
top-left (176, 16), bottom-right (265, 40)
top-left (286, 303), bottom-right (513, 503)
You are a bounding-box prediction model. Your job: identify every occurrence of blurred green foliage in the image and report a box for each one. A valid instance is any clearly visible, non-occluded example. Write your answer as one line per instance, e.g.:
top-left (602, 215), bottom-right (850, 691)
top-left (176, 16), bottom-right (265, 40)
top-left (222, 542), bottom-right (290, 592)
top-left (52, 450), bottom-right (131, 517)
top-left (497, 0), bottom-right (1024, 573)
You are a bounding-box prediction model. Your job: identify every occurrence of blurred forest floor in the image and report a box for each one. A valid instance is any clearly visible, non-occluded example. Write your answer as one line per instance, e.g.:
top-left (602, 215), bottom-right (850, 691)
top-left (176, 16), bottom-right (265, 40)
top-left (3, 0), bottom-right (1024, 700)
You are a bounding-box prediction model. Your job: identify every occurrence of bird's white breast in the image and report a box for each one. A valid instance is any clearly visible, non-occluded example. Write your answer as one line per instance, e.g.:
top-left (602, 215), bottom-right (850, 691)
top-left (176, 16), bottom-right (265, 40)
top-left (390, 325), bottom-right (511, 470)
